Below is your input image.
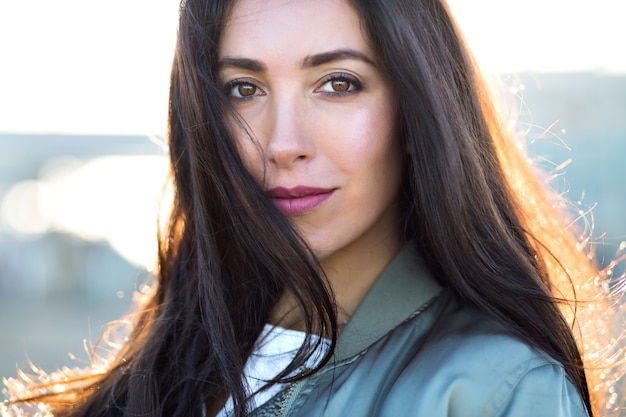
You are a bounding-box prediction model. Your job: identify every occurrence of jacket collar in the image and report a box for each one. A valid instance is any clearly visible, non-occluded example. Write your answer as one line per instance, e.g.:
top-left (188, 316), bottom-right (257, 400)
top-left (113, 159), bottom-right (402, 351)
top-left (333, 243), bottom-right (443, 361)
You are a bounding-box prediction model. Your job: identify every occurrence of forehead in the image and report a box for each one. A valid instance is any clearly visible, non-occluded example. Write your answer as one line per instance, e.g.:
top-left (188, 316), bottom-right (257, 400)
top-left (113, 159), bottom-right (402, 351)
top-left (219, 0), bottom-right (371, 60)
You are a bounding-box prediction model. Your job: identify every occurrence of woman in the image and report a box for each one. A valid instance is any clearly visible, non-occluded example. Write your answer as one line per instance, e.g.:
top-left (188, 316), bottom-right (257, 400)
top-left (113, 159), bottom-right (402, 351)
top-left (2, 0), bottom-right (623, 416)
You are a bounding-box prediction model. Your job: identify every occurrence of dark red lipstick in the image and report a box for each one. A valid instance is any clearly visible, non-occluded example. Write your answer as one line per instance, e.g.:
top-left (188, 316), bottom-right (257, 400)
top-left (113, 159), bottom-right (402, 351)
top-left (266, 186), bottom-right (334, 215)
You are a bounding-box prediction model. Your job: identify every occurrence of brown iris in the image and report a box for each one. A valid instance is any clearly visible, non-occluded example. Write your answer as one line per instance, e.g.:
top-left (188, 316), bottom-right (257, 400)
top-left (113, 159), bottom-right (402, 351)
top-left (331, 79), bottom-right (350, 92)
top-left (238, 83), bottom-right (257, 97)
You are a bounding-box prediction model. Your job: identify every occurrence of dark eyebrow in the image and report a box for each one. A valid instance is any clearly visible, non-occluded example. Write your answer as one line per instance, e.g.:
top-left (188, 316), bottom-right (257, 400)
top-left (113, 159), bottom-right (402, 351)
top-left (302, 49), bottom-right (376, 68)
top-left (218, 49), bottom-right (376, 73)
top-left (218, 57), bottom-right (267, 73)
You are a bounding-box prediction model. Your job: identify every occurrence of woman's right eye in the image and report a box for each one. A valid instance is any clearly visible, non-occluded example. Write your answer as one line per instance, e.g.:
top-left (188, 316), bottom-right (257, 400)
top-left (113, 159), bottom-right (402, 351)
top-left (225, 81), bottom-right (264, 99)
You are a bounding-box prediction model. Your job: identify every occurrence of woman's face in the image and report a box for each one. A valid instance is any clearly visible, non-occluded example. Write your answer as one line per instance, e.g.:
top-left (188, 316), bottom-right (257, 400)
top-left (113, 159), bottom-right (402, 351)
top-left (219, 0), bottom-right (403, 262)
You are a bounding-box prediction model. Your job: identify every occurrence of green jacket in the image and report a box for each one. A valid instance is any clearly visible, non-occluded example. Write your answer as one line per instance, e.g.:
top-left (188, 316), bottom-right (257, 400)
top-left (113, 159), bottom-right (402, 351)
top-left (252, 245), bottom-right (590, 417)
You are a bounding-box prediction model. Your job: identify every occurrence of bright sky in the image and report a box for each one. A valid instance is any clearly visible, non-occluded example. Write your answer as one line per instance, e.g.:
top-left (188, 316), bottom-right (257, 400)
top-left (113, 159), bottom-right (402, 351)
top-left (0, 0), bottom-right (624, 135)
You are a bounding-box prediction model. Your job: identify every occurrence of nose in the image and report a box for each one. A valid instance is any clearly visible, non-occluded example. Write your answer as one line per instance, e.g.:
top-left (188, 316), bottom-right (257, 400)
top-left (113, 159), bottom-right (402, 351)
top-left (265, 94), bottom-right (314, 168)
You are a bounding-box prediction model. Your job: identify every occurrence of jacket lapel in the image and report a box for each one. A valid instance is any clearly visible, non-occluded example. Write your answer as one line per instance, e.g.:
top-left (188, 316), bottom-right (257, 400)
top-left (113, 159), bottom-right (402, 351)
top-left (333, 244), bottom-right (443, 361)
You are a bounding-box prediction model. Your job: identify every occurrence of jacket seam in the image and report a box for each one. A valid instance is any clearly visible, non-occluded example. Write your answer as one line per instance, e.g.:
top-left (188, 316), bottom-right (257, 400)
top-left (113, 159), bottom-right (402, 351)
top-left (488, 360), bottom-right (587, 417)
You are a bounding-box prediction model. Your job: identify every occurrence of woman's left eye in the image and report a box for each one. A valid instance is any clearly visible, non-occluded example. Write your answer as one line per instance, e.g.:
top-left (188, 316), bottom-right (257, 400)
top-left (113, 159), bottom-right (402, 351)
top-left (317, 74), bottom-right (362, 95)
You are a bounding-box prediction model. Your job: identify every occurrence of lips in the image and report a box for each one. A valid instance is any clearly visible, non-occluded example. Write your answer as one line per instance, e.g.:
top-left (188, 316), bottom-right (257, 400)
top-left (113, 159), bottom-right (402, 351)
top-left (266, 186), bottom-right (334, 216)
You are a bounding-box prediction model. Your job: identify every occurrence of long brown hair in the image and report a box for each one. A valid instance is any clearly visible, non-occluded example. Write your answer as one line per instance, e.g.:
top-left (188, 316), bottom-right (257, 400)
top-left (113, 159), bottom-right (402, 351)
top-left (3, 1), bottom-right (623, 416)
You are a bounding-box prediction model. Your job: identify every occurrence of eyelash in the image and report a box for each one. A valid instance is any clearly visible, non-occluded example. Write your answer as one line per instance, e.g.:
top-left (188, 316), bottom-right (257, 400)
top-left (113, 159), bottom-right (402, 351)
top-left (223, 73), bottom-right (363, 100)
top-left (317, 73), bottom-right (363, 96)
top-left (224, 80), bottom-right (265, 100)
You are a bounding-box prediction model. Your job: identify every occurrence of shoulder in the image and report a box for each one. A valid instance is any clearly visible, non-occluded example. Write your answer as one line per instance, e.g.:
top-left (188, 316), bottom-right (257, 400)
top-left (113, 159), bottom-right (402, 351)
top-left (391, 299), bottom-right (590, 416)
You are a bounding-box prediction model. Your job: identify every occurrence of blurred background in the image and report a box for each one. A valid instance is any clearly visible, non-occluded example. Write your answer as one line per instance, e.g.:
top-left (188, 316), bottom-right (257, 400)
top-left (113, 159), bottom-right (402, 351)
top-left (0, 0), bottom-right (625, 385)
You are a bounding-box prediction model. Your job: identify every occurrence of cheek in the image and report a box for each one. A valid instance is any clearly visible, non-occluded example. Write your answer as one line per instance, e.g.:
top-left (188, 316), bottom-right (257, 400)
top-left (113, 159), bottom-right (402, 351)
top-left (227, 106), bottom-right (276, 184)
top-left (327, 105), bottom-right (398, 170)
top-left (229, 123), bottom-right (266, 183)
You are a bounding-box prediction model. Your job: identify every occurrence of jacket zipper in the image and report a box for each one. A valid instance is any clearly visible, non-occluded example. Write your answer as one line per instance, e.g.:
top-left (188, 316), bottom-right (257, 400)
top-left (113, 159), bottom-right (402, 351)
top-left (276, 380), bottom-right (306, 417)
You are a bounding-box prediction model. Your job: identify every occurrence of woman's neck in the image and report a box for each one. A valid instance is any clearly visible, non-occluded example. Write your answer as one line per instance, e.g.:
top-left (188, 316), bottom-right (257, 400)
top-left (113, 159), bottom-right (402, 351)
top-left (320, 232), bottom-right (404, 324)
top-left (269, 224), bottom-right (404, 334)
